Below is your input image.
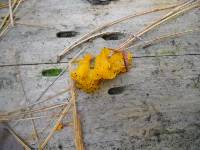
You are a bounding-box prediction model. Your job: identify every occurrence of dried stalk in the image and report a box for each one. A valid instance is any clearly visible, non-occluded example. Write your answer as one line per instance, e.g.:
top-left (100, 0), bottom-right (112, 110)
top-left (0, 102), bottom-right (68, 121)
top-left (0, 0), bottom-right (17, 29)
top-left (0, 24), bottom-right (9, 37)
top-left (76, 115), bottom-right (85, 150)
top-left (0, 3), bottom-right (8, 8)
top-left (16, 59), bottom-right (39, 145)
top-left (39, 100), bottom-right (72, 149)
top-left (6, 124), bottom-right (32, 150)
top-left (71, 76), bottom-right (79, 149)
top-left (14, 113), bottom-right (60, 122)
top-left (68, 63), bottom-right (85, 150)
top-left (57, 4), bottom-right (178, 61)
top-left (119, 0), bottom-right (200, 49)
top-left (29, 88), bottom-right (69, 107)
top-left (126, 28), bottom-right (200, 50)
top-left (1, 88), bottom-right (69, 119)
top-left (15, 21), bottom-right (53, 29)
top-left (13, 115), bottom-right (50, 122)
top-left (0, 0), bottom-right (23, 38)
top-left (39, 38), bottom-right (87, 149)
top-left (8, 0), bottom-right (14, 26)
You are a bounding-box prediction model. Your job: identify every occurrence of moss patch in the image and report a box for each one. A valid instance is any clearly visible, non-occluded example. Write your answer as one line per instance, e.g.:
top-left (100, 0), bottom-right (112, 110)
top-left (42, 68), bottom-right (62, 77)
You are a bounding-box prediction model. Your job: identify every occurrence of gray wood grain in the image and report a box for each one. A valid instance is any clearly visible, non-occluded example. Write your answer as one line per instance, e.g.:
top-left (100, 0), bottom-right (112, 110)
top-left (0, 0), bottom-right (200, 149)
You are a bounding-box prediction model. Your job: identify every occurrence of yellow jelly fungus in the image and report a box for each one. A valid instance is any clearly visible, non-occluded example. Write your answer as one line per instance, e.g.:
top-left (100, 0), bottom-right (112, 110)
top-left (71, 48), bottom-right (133, 92)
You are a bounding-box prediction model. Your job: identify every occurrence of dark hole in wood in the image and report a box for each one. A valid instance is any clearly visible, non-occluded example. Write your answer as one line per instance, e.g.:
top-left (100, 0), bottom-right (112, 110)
top-left (142, 43), bottom-right (152, 49)
top-left (87, 0), bottom-right (116, 5)
top-left (42, 68), bottom-right (62, 77)
top-left (101, 32), bottom-right (124, 40)
top-left (108, 86), bottom-right (125, 95)
top-left (58, 144), bottom-right (63, 150)
top-left (170, 40), bottom-right (176, 46)
top-left (56, 31), bottom-right (78, 38)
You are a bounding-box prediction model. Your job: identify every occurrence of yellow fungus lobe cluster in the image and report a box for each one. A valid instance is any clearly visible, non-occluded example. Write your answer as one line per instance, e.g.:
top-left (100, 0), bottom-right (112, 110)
top-left (70, 48), bottom-right (133, 92)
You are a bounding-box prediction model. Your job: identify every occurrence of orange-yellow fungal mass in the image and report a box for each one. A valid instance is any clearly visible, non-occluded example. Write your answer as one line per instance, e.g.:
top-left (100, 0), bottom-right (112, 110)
top-left (71, 48), bottom-right (133, 92)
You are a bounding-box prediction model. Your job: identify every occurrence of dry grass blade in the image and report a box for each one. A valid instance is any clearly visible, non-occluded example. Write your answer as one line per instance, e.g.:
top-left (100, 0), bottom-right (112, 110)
top-left (71, 81), bottom-right (79, 149)
top-left (6, 124), bottom-right (32, 150)
top-left (0, 2), bottom-right (8, 8)
top-left (14, 115), bottom-right (51, 122)
top-left (39, 100), bottom-right (72, 149)
top-left (0, 24), bottom-right (9, 37)
top-left (14, 113), bottom-right (60, 123)
top-left (126, 28), bottom-right (200, 50)
top-left (1, 88), bottom-right (70, 119)
top-left (15, 21), bottom-right (53, 28)
top-left (0, 0), bottom-right (17, 29)
top-left (76, 115), bottom-right (85, 150)
top-left (29, 88), bottom-right (69, 107)
top-left (0, 102), bottom-right (68, 122)
top-left (118, 0), bottom-right (200, 49)
top-left (0, 0), bottom-right (16, 9)
top-left (0, 0), bottom-right (23, 38)
top-left (57, 4), bottom-right (179, 61)
top-left (68, 63), bottom-right (85, 150)
top-left (17, 62), bottom-right (39, 145)
top-left (8, 0), bottom-right (14, 26)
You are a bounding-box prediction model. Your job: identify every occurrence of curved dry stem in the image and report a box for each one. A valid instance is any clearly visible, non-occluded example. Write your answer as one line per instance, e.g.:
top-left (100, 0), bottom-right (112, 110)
top-left (118, 0), bottom-right (200, 49)
top-left (57, 4), bottom-right (178, 61)
top-left (125, 28), bottom-right (200, 50)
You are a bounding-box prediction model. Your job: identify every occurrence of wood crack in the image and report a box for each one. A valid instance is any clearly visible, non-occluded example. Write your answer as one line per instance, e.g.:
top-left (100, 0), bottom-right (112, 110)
top-left (0, 53), bottom-right (200, 67)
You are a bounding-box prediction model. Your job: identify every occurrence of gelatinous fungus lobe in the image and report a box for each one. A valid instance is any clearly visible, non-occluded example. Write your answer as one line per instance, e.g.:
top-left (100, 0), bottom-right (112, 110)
top-left (71, 48), bottom-right (133, 92)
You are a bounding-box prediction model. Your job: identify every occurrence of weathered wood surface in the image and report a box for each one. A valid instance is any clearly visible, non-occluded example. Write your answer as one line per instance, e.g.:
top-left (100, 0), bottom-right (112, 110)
top-left (0, 0), bottom-right (200, 150)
